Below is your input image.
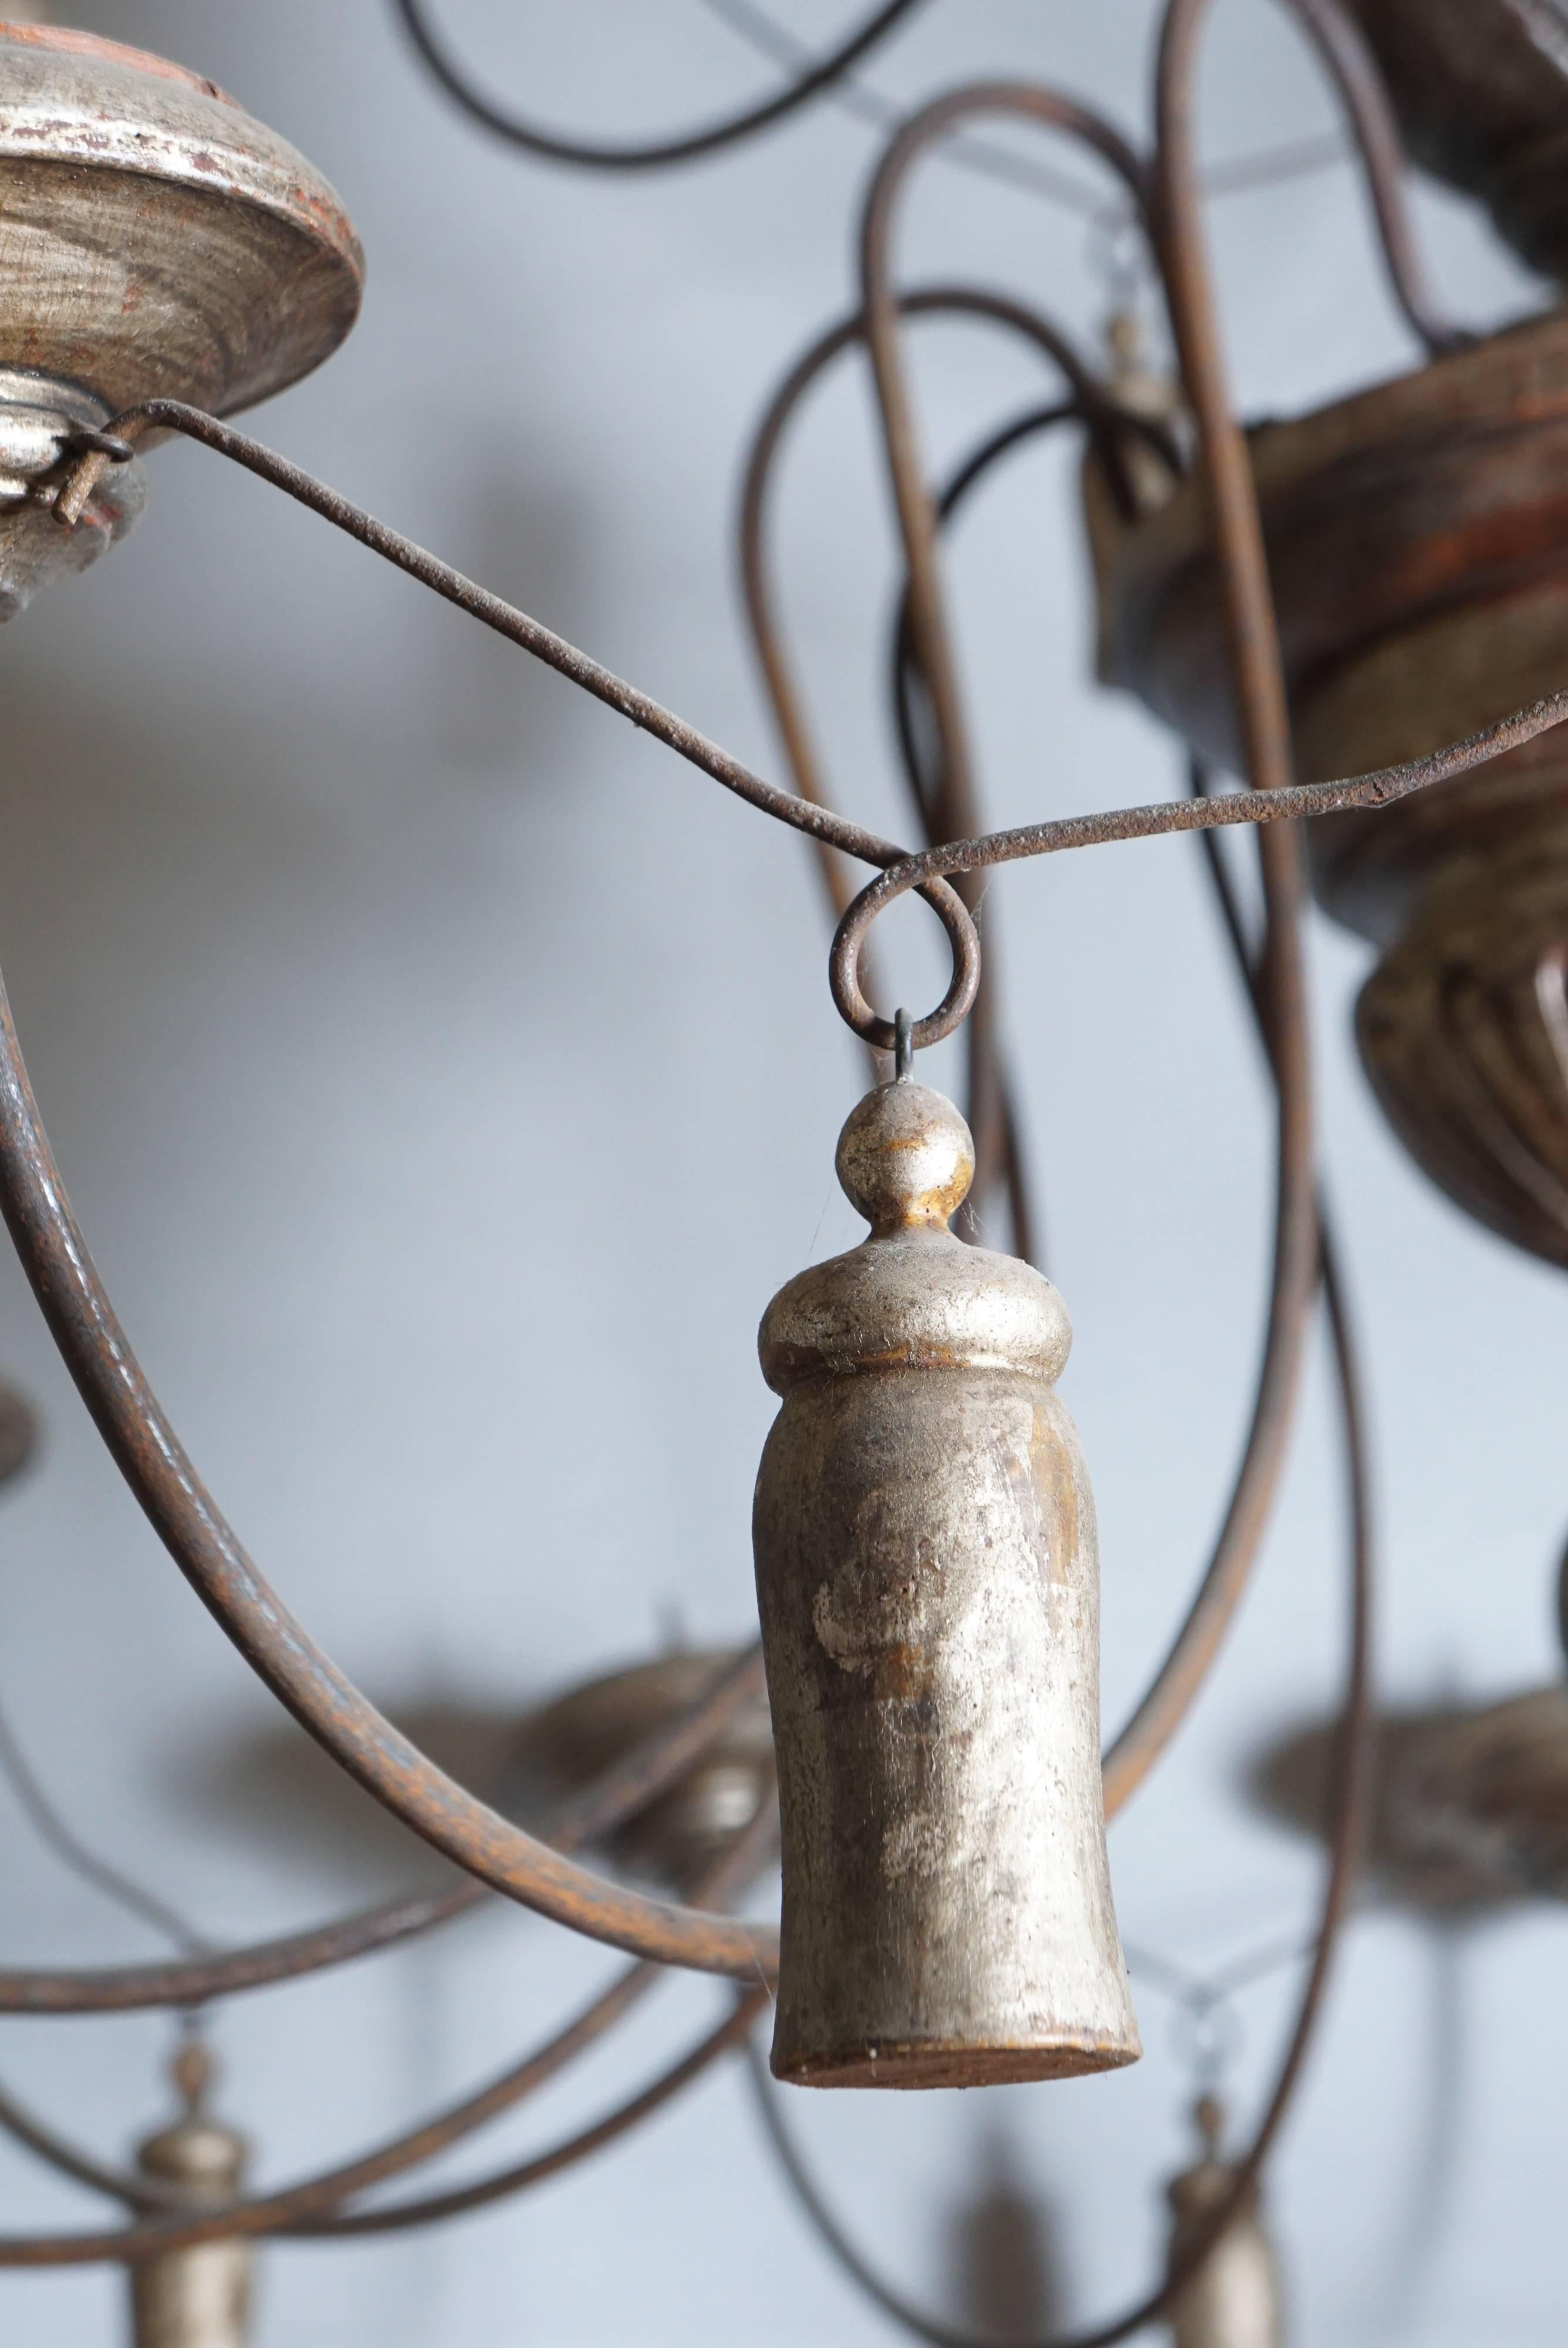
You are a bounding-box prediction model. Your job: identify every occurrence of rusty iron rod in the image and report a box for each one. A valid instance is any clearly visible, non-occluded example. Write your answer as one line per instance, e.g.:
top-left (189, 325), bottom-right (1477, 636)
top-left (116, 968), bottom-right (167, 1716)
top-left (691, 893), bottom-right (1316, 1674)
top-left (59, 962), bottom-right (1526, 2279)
top-left (292, 1988), bottom-right (770, 2237)
top-left (1278, 0), bottom-right (1459, 355)
top-left (32, 393), bottom-right (1554, 1988)
top-left (0, 1644), bottom-right (765, 2015)
top-left (854, 77), bottom-right (1154, 1225)
top-left (826, 684), bottom-right (1568, 1037)
top-left (0, 1808), bottom-right (776, 2258)
top-left (392, 0), bottom-right (926, 171)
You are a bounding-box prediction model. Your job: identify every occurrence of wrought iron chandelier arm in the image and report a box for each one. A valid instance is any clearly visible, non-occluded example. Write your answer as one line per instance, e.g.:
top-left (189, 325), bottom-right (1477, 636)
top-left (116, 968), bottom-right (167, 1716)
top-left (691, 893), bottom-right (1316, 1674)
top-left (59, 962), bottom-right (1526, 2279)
top-left (858, 81), bottom-right (1154, 849)
top-left (738, 284), bottom-right (1129, 929)
top-left (0, 1644), bottom-right (766, 2016)
top-left (876, 358), bottom-right (1312, 1806)
top-left (737, 274), bottom-right (1159, 1250)
top-left (856, 91), bottom-right (1147, 1198)
top-left (854, 82), bottom-right (1153, 1159)
top-left (0, 1985), bottom-right (768, 2263)
top-left (1276, 0), bottom-right (1461, 357)
top-left (0, 1965), bottom-right (660, 2265)
top-left (0, 2078), bottom-right (181, 2215)
top-left (827, 682), bottom-right (1568, 1033)
top-left (0, 961), bottom-right (778, 1982)
top-left (391, 0), bottom-right (926, 171)
top-left (0, 1806), bottom-right (777, 2259)
top-left (0, 1884), bottom-right (483, 2019)
top-left (288, 1986), bottom-right (768, 2237)
top-left (58, 403), bottom-right (982, 1034)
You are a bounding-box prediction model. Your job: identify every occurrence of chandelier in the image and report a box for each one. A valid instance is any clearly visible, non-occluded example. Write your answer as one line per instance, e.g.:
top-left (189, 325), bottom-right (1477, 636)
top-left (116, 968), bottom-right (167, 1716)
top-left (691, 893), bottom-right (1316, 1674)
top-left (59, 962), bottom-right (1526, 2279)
top-left (0, 4), bottom-right (1564, 2343)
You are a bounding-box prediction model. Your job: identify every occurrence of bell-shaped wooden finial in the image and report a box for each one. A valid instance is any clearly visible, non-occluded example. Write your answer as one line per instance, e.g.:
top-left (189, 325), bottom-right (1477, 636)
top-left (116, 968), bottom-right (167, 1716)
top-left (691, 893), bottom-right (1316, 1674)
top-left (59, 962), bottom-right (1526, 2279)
top-left (129, 2039), bottom-right (252, 2348)
top-left (1165, 2098), bottom-right (1285, 2347)
top-left (752, 1075), bottom-right (1139, 2086)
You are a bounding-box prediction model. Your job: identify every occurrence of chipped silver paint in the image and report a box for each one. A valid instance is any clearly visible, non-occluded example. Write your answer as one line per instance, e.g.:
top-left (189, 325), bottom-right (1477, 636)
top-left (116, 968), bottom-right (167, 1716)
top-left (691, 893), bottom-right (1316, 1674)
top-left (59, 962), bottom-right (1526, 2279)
top-left (752, 1076), bottom-right (1139, 2088)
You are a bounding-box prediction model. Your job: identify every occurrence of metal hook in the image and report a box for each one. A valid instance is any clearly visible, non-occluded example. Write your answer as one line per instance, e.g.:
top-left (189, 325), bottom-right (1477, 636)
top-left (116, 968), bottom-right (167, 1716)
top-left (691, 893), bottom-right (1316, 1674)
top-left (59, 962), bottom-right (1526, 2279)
top-left (893, 1007), bottom-right (914, 1081)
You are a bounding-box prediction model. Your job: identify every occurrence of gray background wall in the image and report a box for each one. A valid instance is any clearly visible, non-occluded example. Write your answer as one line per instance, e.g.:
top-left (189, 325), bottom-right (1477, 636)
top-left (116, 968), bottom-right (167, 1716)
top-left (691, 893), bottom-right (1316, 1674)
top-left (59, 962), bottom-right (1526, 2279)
top-left (0, 4), bottom-right (1562, 2342)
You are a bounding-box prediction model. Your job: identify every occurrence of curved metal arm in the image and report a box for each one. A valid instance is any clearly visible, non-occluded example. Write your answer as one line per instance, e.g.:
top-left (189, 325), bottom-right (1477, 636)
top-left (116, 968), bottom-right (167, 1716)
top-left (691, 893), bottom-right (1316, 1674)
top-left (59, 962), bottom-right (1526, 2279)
top-left (736, 276), bottom-right (1157, 1255)
top-left (35, 399), bottom-right (1557, 1982)
top-left (0, 1644), bottom-right (765, 2013)
top-left (0, 1986), bottom-right (768, 2264)
top-left (0, 1959), bottom-right (655, 2220)
top-left (392, 0), bottom-right (925, 171)
top-left (1276, 0), bottom-right (1461, 356)
top-left (0, 962), bottom-right (776, 1982)
top-left (289, 1988), bottom-right (768, 2237)
top-left (0, 1807), bottom-right (775, 2253)
top-left (854, 83), bottom-right (1151, 1168)
top-left (859, 84), bottom-right (1153, 859)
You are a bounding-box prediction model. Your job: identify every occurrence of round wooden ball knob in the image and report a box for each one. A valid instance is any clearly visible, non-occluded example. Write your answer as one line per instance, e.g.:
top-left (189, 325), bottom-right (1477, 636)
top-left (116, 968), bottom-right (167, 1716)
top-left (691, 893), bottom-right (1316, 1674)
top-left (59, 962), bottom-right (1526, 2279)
top-left (834, 1081), bottom-right (975, 1233)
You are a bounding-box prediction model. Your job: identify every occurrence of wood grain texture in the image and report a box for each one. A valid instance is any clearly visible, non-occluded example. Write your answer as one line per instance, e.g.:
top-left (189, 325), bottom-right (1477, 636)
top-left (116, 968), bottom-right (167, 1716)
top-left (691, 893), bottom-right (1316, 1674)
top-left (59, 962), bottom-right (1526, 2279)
top-left (0, 25), bottom-right (362, 417)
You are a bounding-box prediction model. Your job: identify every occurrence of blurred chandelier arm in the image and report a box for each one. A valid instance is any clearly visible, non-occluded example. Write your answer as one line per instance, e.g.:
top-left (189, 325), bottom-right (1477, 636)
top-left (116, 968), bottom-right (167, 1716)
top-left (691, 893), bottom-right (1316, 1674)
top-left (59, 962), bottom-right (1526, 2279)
top-left (391, 0), bottom-right (927, 170)
top-left (854, 86), bottom-right (1152, 1198)
top-left (0, 1643), bottom-right (765, 2014)
top-left (0, 1988), bottom-right (769, 2264)
top-left (1276, 0), bottom-right (1461, 355)
top-left (0, 952), bottom-right (776, 1981)
top-left (0, 1808), bottom-right (775, 2255)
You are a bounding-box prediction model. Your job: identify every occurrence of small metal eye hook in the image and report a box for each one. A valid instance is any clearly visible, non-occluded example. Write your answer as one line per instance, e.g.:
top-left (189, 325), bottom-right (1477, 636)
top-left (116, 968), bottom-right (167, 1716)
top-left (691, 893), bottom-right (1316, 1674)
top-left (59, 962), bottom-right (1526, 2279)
top-left (63, 427), bottom-right (134, 463)
top-left (894, 1007), bottom-right (914, 1082)
top-left (1173, 1983), bottom-right (1243, 2098)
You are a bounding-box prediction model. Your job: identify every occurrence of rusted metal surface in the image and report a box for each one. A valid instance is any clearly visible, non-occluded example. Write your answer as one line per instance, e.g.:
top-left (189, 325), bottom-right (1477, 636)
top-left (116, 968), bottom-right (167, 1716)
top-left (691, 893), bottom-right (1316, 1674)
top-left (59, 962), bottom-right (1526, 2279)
top-left (0, 26), bottom-right (361, 419)
top-left (394, 0), bottom-right (925, 170)
top-left (0, 1809), bottom-right (775, 2265)
top-left (755, 1077), bottom-right (1138, 2087)
top-left (1270, 0), bottom-right (1458, 356)
top-left (292, 1988), bottom-right (770, 2237)
top-left (824, 692), bottom-right (1568, 1030)
top-left (1340, 0), bottom-right (1568, 285)
top-left (0, 1644), bottom-right (766, 2012)
top-left (856, 80), bottom-right (1150, 1166)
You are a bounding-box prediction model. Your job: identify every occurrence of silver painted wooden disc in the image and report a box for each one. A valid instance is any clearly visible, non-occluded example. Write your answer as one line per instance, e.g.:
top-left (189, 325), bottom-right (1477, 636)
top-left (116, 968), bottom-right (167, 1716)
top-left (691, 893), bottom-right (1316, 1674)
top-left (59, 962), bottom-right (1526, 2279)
top-left (0, 23), bottom-right (363, 418)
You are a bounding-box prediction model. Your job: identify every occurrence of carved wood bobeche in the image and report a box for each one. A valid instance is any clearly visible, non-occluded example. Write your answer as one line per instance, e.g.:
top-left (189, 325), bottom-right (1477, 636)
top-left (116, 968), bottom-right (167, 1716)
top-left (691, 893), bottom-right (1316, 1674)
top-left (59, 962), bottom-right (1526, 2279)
top-left (1090, 309), bottom-right (1568, 1270)
top-left (0, 22), bottom-right (362, 619)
